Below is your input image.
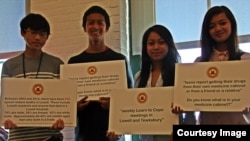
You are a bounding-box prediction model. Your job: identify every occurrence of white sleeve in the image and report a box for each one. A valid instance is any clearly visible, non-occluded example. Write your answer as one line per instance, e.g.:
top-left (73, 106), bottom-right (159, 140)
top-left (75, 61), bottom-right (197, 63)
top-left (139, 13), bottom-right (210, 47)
top-left (134, 71), bottom-right (141, 88)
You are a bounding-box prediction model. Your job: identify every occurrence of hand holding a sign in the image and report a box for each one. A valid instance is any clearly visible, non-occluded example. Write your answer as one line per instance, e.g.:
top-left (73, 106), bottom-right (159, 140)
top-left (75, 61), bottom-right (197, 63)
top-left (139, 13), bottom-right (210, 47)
top-left (77, 96), bottom-right (110, 111)
top-left (77, 96), bottom-right (90, 111)
top-left (99, 97), bottom-right (110, 110)
top-left (4, 118), bottom-right (65, 130)
top-left (51, 119), bottom-right (64, 130)
top-left (242, 107), bottom-right (250, 120)
top-left (4, 119), bottom-right (17, 129)
top-left (242, 107), bottom-right (250, 114)
top-left (171, 103), bottom-right (183, 114)
top-left (106, 131), bottom-right (121, 140)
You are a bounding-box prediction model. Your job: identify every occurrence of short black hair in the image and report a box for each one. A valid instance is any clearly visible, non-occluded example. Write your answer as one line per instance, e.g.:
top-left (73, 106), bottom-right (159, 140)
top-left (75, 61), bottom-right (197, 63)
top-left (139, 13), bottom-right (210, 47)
top-left (82, 5), bottom-right (110, 29)
top-left (20, 13), bottom-right (50, 34)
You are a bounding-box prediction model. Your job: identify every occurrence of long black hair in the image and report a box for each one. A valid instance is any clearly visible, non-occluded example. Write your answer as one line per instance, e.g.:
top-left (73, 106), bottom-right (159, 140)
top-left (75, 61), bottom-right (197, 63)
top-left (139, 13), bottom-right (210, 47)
top-left (137, 24), bottom-right (181, 87)
top-left (200, 5), bottom-right (239, 61)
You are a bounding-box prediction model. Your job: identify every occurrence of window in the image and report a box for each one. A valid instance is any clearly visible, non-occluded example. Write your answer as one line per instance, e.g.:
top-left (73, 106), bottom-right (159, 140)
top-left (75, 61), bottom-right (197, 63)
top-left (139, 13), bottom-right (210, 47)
top-left (155, 0), bottom-right (250, 63)
top-left (0, 0), bottom-right (26, 60)
top-left (0, 0), bottom-right (26, 138)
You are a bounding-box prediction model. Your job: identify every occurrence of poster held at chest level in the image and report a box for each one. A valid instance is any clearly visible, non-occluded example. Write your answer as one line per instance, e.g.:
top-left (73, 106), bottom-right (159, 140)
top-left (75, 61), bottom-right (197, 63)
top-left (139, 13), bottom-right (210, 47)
top-left (174, 61), bottom-right (250, 111)
top-left (60, 60), bottom-right (127, 100)
top-left (108, 87), bottom-right (178, 134)
top-left (0, 78), bottom-right (77, 127)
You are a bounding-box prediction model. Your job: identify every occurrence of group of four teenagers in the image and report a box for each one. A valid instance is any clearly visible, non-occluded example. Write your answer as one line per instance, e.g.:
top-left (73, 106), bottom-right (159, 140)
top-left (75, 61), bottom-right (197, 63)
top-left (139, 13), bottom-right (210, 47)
top-left (1, 4), bottom-right (250, 141)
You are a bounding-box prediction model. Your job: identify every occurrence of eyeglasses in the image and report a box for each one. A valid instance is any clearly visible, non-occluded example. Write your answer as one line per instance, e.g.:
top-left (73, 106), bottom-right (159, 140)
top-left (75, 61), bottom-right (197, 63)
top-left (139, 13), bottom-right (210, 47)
top-left (25, 30), bottom-right (48, 38)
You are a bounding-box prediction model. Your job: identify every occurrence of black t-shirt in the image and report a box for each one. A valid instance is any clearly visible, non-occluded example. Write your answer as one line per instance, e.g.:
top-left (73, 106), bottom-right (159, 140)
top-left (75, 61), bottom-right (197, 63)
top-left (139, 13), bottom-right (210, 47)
top-left (68, 48), bottom-right (133, 141)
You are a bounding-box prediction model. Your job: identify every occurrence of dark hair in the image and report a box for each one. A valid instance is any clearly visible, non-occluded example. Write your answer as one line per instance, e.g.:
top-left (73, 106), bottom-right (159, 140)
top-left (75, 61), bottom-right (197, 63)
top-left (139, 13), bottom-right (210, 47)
top-left (82, 5), bottom-right (110, 29)
top-left (200, 5), bottom-right (238, 61)
top-left (138, 24), bottom-right (181, 87)
top-left (20, 13), bottom-right (50, 34)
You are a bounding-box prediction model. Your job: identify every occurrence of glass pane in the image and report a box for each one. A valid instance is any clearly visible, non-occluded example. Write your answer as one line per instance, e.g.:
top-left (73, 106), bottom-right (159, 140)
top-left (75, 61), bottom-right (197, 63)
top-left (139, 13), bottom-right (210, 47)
top-left (156, 0), bottom-right (207, 43)
top-left (0, 1), bottom-right (26, 53)
top-left (239, 43), bottom-right (250, 53)
top-left (178, 43), bottom-right (249, 63)
top-left (178, 48), bottom-right (201, 63)
top-left (156, 0), bottom-right (250, 42)
top-left (211, 0), bottom-right (250, 36)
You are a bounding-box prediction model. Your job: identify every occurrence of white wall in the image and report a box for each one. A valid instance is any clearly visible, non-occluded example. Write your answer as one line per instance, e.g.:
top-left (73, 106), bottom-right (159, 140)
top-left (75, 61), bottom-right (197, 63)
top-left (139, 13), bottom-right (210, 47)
top-left (29, 0), bottom-right (129, 63)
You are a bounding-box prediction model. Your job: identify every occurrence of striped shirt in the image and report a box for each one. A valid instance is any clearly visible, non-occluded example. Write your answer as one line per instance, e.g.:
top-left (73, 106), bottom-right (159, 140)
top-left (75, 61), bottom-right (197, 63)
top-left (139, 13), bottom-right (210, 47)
top-left (1, 52), bottom-right (64, 141)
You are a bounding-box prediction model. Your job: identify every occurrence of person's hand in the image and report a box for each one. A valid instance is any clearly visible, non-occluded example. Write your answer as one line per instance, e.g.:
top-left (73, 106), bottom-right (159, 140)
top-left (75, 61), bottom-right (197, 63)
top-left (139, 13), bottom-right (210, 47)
top-left (4, 119), bottom-right (17, 129)
top-left (171, 103), bottom-right (183, 114)
top-left (172, 106), bottom-right (183, 114)
top-left (99, 97), bottom-right (110, 110)
top-left (51, 119), bottom-right (64, 130)
top-left (77, 96), bottom-right (90, 111)
top-left (242, 107), bottom-right (250, 114)
top-left (106, 131), bottom-right (121, 140)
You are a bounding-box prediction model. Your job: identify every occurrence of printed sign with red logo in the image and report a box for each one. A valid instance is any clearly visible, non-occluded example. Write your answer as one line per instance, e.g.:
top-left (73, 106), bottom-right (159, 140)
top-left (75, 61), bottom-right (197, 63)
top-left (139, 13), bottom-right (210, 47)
top-left (108, 87), bottom-right (178, 134)
top-left (0, 78), bottom-right (77, 127)
top-left (60, 60), bottom-right (127, 100)
top-left (32, 84), bottom-right (44, 95)
top-left (174, 61), bottom-right (250, 111)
